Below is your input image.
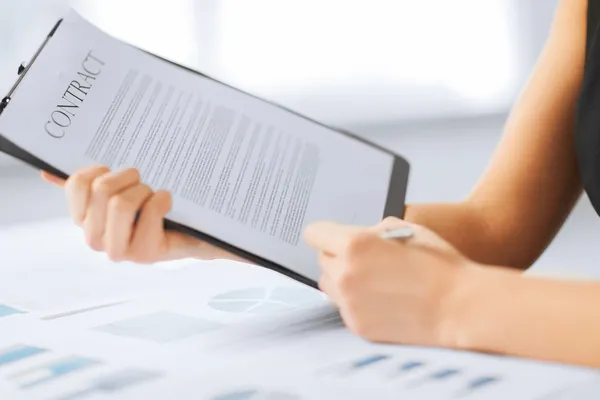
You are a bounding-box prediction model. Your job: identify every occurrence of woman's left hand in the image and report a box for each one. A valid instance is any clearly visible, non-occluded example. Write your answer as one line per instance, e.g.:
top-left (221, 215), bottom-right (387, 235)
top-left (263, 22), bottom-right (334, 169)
top-left (304, 217), bottom-right (480, 348)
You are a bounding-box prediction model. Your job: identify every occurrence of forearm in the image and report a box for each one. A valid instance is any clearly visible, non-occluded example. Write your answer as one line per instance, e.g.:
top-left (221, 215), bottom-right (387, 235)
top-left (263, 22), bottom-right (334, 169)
top-left (404, 202), bottom-right (524, 268)
top-left (449, 265), bottom-right (600, 368)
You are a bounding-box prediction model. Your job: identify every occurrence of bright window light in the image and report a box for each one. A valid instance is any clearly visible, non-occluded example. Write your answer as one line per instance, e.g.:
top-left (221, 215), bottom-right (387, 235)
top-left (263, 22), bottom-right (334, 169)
top-left (215, 0), bottom-right (516, 103)
top-left (72, 0), bottom-right (198, 67)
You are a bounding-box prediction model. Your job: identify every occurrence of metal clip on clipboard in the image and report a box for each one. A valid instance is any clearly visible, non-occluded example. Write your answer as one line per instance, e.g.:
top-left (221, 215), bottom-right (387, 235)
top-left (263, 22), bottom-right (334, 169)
top-left (0, 19), bottom-right (68, 179)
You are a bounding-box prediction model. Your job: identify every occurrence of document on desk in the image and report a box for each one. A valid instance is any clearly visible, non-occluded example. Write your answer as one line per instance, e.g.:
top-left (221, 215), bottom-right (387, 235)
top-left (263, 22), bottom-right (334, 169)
top-left (0, 305), bottom-right (599, 400)
top-left (0, 10), bottom-right (409, 286)
top-left (0, 222), bottom-right (598, 400)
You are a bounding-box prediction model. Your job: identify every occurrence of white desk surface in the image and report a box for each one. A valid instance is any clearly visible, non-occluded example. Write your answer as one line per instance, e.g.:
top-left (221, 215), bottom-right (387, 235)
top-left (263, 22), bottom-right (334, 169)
top-left (0, 218), bottom-right (599, 400)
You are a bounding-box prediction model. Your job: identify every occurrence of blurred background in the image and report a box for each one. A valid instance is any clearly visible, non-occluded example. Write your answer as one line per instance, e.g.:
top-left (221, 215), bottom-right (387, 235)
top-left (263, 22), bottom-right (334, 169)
top-left (0, 0), bottom-right (598, 277)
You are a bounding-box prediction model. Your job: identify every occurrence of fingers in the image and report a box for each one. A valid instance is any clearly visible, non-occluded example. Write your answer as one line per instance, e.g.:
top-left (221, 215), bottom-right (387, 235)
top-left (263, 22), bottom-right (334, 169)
top-left (318, 251), bottom-right (344, 282)
top-left (376, 217), bottom-right (457, 257)
top-left (373, 216), bottom-right (407, 231)
top-left (83, 168), bottom-right (141, 250)
top-left (318, 272), bottom-right (342, 305)
top-left (62, 165), bottom-right (236, 264)
top-left (128, 191), bottom-right (172, 262)
top-left (104, 183), bottom-right (153, 261)
top-left (65, 165), bottom-right (110, 226)
top-left (304, 221), bottom-right (364, 255)
top-left (41, 171), bottom-right (66, 187)
top-left (304, 217), bottom-right (409, 255)
top-left (318, 251), bottom-right (344, 304)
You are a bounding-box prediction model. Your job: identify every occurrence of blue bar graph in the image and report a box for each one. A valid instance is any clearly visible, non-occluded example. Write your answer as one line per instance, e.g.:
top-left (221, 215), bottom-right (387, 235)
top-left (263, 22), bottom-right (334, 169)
top-left (468, 376), bottom-right (500, 390)
top-left (399, 361), bottom-right (424, 372)
top-left (0, 305), bottom-right (24, 318)
top-left (321, 354), bottom-right (395, 377)
top-left (56, 369), bottom-right (163, 400)
top-left (430, 369), bottom-right (461, 380)
top-left (325, 354), bottom-right (393, 376)
top-left (11, 356), bottom-right (100, 389)
top-left (388, 360), bottom-right (425, 379)
top-left (0, 345), bottom-right (46, 367)
top-left (322, 352), bottom-right (503, 396)
top-left (352, 354), bottom-right (391, 370)
top-left (456, 376), bottom-right (501, 397)
top-left (407, 367), bottom-right (462, 388)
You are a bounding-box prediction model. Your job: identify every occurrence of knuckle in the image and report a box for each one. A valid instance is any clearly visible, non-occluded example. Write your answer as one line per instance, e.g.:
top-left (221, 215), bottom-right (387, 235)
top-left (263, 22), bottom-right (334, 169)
top-left (94, 165), bottom-right (111, 176)
top-left (146, 192), bottom-right (170, 214)
top-left (65, 173), bottom-right (89, 192)
top-left (158, 190), bottom-right (172, 206)
top-left (125, 168), bottom-right (141, 182)
top-left (91, 178), bottom-right (111, 196)
top-left (109, 195), bottom-right (136, 213)
top-left (144, 200), bottom-right (162, 215)
top-left (139, 183), bottom-right (153, 195)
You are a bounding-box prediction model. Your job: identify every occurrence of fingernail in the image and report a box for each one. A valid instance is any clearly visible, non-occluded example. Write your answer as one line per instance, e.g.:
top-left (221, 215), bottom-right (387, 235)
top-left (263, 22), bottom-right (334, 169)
top-left (379, 227), bottom-right (414, 240)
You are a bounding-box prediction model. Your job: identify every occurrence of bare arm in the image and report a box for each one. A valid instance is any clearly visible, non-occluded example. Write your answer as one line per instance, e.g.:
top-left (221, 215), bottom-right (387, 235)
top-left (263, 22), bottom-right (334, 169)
top-left (305, 212), bottom-right (600, 369)
top-left (450, 264), bottom-right (600, 368)
top-left (405, 0), bottom-right (587, 269)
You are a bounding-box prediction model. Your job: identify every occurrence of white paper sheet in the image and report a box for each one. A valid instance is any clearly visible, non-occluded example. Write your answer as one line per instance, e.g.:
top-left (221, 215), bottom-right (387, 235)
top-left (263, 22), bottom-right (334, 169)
top-left (1, 219), bottom-right (599, 400)
top-left (0, 313), bottom-right (599, 400)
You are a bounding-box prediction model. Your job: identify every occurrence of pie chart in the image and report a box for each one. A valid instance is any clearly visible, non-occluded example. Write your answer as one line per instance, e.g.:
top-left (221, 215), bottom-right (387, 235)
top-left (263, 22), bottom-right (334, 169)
top-left (208, 287), bottom-right (325, 314)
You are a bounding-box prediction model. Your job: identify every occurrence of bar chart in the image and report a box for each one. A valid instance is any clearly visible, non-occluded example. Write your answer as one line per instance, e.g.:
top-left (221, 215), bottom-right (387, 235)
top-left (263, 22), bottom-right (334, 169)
top-left (0, 343), bottom-right (164, 399)
top-left (321, 353), bottom-right (503, 397)
top-left (56, 368), bottom-right (163, 400)
top-left (8, 356), bottom-right (101, 389)
top-left (0, 344), bottom-right (47, 368)
top-left (0, 304), bottom-right (24, 318)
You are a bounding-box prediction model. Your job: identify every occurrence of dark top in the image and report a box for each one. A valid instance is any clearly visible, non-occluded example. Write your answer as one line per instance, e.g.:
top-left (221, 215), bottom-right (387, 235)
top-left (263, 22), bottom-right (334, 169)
top-left (576, 1), bottom-right (600, 214)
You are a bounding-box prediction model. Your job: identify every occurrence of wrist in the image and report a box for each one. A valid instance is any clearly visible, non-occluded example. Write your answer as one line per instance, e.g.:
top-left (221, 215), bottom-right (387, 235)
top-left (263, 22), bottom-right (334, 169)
top-left (437, 261), bottom-right (521, 351)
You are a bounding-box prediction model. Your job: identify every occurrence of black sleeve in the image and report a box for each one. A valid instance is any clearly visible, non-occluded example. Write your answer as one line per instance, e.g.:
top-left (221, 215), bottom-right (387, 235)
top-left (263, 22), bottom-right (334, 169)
top-left (587, 0), bottom-right (600, 63)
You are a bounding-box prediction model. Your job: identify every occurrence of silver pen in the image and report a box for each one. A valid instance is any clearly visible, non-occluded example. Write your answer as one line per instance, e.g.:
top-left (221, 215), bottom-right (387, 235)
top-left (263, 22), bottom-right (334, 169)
top-left (379, 226), bottom-right (414, 240)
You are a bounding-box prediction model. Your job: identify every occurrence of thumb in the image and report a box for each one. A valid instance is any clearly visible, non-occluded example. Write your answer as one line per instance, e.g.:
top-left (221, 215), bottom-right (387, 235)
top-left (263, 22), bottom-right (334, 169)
top-left (41, 170), bottom-right (66, 187)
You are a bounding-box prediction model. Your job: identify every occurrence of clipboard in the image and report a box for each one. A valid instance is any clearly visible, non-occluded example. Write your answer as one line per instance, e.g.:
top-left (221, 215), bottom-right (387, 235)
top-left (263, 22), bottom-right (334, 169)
top-left (0, 17), bottom-right (410, 289)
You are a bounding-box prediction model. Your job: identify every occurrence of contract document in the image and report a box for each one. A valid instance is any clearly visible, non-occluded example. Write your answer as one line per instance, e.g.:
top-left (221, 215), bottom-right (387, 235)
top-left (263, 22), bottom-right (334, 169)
top-left (0, 10), bottom-right (409, 287)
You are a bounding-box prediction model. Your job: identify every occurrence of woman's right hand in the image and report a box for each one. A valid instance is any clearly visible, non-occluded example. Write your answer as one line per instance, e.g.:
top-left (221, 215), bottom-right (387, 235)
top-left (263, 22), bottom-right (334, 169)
top-left (42, 165), bottom-right (240, 264)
